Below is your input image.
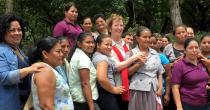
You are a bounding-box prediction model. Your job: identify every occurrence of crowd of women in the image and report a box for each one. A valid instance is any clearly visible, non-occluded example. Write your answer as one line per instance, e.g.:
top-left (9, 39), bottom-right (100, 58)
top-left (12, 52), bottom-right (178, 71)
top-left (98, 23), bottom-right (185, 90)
top-left (1, 1), bottom-right (210, 110)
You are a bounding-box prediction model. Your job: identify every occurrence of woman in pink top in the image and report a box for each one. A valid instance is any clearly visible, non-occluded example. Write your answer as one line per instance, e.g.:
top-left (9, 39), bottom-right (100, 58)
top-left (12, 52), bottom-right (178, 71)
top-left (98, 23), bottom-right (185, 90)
top-left (53, 2), bottom-right (83, 48)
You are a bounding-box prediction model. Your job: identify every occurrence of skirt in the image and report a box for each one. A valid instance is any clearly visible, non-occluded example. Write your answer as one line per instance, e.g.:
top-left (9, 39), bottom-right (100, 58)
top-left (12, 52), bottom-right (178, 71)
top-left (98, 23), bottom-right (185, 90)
top-left (128, 89), bottom-right (156, 110)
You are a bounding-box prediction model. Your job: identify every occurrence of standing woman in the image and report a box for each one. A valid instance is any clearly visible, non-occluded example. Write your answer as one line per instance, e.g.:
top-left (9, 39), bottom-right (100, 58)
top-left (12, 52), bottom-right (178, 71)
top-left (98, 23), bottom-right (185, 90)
top-left (163, 24), bottom-right (188, 110)
top-left (0, 14), bottom-right (44, 110)
top-left (93, 14), bottom-right (109, 39)
top-left (92, 34), bottom-right (124, 110)
top-left (163, 24), bottom-right (188, 62)
top-left (171, 38), bottom-right (209, 110)
top-left (53, 2), bottom-right (83, 48)
top-left (55, 37), bottom-right (71, 82)
top-left (106, 14), bottom-right (139, 110)
top-left (128, 26), bottom-right (164, 110)
top-left (92, 34), bottom-right (141, 110)
top-left (82, 17), bottom-right (95, 35)
top-left (28, 37), bottom-right (74, 110)
top-left (162, 36), bottom-right (170, 49)
top-left (69, 33), bottom-right (99, 110)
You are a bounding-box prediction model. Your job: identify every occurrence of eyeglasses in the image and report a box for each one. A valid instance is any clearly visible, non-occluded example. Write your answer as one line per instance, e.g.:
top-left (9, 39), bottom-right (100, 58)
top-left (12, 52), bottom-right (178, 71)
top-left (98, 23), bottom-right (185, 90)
top-left (8, 28), bottom-right (22, 33)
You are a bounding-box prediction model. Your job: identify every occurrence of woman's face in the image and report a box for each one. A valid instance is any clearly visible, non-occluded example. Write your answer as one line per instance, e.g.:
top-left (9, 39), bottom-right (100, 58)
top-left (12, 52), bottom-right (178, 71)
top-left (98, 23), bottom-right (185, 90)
top-left (95, 17), bottom-right (106, 31)
top-left (157, 38), bottom-right (163, 48)
top-left (78, 35), bottom-right (95, 55)
top-left (137, 30), bottom-right (151, 49)
top-left (65, 6), bottom-right (78, 22)
top-left (185, 40), bottom-right (200, 60)
top-left (110, 19), bottom-right (124, 38)
top-left (124, 34), bottom-right (134, 45)
top-left (44, 43), bottom-right (64, 68)
top-left (97, 37), bottom-right (112, 56)
top-left (175, 26), bottom-right (187, 43)
top-left (149, 37), bottom-right (158, 51)
top-left (60, 39), bottom-right (71, 58)
top-left (200, 36), bottom-right (210, 53)
top-left (162, 37), bottom-right (169, 47)
top-left (5, 20), bottom-right (22, 47)
top-left (82, 18), bottom-right (93, 32)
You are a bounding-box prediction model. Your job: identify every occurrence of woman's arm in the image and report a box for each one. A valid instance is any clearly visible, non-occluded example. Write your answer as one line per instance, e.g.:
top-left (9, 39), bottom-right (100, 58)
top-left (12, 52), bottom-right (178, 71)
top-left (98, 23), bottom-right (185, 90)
top-left (97, 61), bottom-right (124, 94)
top-left (172, 84), bottom-right (183, 110)
top-left (156, 73), bottom-right (163, 96)
top-left (20, 62), bottom-right (45, 79)
top-left (115, 54), bottom-right (138, 71)
top-left (79, 68), bottom-right (94, 110)
top-left (34, 67), bottom-right (56, 110)
top-left (163, 64), bottom-right (171, 105)
top-left (128, 55), bottom-right (147, 76)
top-left (0, 51), bottom-right (45, 85)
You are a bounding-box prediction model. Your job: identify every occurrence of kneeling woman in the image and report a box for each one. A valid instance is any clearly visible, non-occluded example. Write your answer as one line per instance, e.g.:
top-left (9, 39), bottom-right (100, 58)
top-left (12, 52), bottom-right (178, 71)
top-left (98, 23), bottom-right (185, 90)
top-left (28, 37), bottom-right (74, 110)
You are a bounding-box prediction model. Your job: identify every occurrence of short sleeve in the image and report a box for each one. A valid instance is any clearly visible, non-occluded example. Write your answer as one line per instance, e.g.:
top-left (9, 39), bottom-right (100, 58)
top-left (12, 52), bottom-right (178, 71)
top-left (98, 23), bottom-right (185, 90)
top-left (53, 22), bottom-right (64, 37)
top-left (77, 55), bottom-right (92, 69)
top-left (92, 53), bottom-right (108, 66)
top-left (171, 61), bottom-right (183, 84)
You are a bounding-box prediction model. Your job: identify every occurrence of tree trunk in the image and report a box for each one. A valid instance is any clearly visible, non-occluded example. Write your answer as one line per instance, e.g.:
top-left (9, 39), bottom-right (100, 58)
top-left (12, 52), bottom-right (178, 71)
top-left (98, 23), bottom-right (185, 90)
top-left (5, 0), bottom-right (13, 13)
top-left (169, 0), bottom-right (183, 29)
top-left (124, 0), bottom-right (135, 32)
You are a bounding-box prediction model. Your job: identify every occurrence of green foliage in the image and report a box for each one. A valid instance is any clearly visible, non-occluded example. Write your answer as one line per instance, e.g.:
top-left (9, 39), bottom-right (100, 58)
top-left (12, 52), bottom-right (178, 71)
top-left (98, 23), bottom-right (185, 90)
top-left (0, 0), bottom-right (5, 14)
top-left (0, 0), bottom-right (209, 51)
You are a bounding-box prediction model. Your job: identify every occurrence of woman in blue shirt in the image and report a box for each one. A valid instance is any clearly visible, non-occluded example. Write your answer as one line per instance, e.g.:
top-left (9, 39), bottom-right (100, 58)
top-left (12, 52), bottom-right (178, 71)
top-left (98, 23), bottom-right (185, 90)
top-left (0, 14), bottom-right (44, 110)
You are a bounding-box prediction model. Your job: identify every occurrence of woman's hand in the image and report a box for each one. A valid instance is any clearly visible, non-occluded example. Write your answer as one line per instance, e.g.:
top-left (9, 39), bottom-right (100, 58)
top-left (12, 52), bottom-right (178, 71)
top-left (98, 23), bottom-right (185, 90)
top-left (20, 62), bottom-right (46, 79)
top-left (29, 62), bottom-right (46, 73)
top-left (156, 88), bottom-right (162, 96)
top-left (113, 86), bottom-right (125, 94)
top-left (200, 56), bottom-right (210, 67)
top-left (163, 93), bottom-right (170, 106)
top-left (136, 53), bottom-right (147, 65)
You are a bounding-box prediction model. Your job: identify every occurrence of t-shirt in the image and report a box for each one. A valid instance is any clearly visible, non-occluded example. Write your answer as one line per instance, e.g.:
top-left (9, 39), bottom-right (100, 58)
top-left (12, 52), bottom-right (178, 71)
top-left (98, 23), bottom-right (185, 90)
top-left (69, 48), bottom-right (98, 102)
top-left (171, 58), bottom-right (209, 106)
top-left (92, 51), bottom-right (117, 86)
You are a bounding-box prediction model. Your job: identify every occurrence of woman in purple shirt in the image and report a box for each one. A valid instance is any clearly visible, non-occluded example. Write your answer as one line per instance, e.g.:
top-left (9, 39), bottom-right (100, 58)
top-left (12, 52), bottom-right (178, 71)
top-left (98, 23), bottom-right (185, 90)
top-left (171, 38), bottom-right (210, 110)
top-left (53, 2), bottom-right (83, 48)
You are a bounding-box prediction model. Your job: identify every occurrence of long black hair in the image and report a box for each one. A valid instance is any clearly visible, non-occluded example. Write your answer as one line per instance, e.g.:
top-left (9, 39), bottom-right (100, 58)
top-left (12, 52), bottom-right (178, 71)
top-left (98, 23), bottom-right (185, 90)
top-left (0, 13), bottom-right (26, 42)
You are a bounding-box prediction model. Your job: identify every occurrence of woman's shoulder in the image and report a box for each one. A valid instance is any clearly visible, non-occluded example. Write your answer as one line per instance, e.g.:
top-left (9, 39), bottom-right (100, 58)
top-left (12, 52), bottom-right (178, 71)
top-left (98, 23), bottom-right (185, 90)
top-left (164, 43), bottom-right (173, 50)
top-left (92, 52), bottom-right (109, 64)
top-left (173, 59), bottom-right (185, 68)
top-left (34, 63), bottom-right (54, 78)
top-left (0, 43), bottom-right (11, 51)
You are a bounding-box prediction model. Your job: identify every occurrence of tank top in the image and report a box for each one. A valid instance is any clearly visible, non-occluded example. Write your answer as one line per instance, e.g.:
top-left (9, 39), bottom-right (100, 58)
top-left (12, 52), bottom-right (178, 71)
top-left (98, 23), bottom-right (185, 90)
top-left (31, 63), bottom-right (74, 110)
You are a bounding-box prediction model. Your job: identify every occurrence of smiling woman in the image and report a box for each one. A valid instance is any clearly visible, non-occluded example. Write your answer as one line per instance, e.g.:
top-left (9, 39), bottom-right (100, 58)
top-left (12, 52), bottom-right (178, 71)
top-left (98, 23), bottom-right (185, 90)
top-left (171, 38), bottom-right (210, 110)
top-left (28, 37), bottom-right (74, 110)
top-left (0, 13), bottom-right (45, 110)
top-left (69, 33), bottom-right (100, 110)
top-left (53, 2), bottom-right (83, 48)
